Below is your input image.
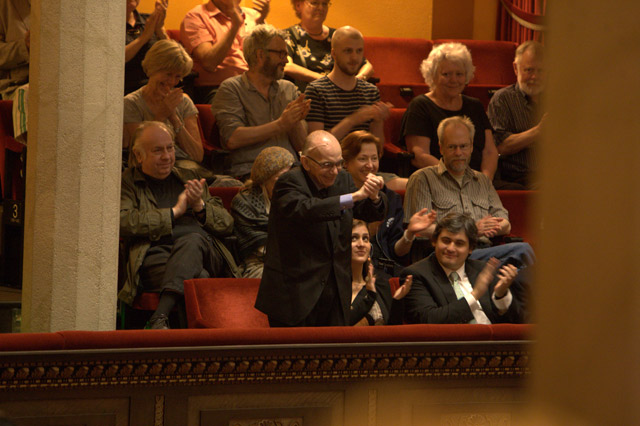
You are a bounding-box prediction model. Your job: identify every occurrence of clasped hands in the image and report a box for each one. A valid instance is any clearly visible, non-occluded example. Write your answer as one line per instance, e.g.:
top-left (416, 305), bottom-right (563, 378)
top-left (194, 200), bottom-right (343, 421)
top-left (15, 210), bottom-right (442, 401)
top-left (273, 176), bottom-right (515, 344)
top-left (471, 257), bottom-right (518, 301)
top-left (352, 173), bottom-right (384, 202)
top-left (278, 94), bottom-right (311, 131)
top-left (172, 178), bottom-right (206, 218)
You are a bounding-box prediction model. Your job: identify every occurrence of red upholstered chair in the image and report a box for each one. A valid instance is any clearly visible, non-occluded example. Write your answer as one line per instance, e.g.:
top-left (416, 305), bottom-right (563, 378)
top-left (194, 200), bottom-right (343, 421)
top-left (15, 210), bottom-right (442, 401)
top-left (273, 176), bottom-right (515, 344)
top-left (497, 190), bottom-right (538, 246)
top-left (166, 29), bottom-right (181, 42)
top-left (195, 104), bottom-right (229, 174)
top-left (208, 186), bottom-right (240, 211)
top-left (380, 108), bottom-right (414, 177)
top-left (364, 37), bottom-right (432, 108)
top-left (389, 277), bottom-right (400, 295)
top-left (183, 278), bottom-right (269, 328)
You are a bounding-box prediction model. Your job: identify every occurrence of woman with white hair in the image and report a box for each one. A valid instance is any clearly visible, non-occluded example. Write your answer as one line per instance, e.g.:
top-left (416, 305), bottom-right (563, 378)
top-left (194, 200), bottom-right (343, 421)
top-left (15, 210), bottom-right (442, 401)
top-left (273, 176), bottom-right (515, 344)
top-left (399, 42), bottom-right (498, 179)
top-left (123, 39), bottom-right (204, 168)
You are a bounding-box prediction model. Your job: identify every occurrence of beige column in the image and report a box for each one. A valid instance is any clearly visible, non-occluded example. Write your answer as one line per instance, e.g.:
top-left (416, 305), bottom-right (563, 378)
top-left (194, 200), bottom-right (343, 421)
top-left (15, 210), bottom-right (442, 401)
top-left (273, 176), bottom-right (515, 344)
top-left (531, 2), bottom-right (640, 424)
top-left (21, 1), bottom-right (124, 332)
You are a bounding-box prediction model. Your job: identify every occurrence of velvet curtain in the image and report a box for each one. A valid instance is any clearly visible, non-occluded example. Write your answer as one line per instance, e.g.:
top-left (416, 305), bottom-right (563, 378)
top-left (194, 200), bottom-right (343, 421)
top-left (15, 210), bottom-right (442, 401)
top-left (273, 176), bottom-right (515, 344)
top-left (496, 0), bottom-right (546, 44)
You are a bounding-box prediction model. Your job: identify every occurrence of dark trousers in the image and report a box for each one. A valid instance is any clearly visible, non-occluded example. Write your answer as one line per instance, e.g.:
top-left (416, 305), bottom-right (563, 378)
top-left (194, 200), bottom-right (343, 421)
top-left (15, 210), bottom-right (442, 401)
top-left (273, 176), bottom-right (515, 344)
top-left (140, 233), bottom-right (224, 295)
top-left (268, 272), bottom-right (345, 327)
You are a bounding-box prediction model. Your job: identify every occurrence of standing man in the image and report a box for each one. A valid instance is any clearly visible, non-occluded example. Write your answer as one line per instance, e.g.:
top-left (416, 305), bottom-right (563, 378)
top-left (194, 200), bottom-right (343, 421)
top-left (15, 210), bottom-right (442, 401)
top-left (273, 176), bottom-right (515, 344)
top-left (180, 0), bottom-right (271, 103)
top-left (488, 41), bottom-right (546, 189)
top-left (304, 26), bottom-right (391, 142)
top-left (0, 0), bottom-right (30, 99)
top-left (212, 24), bottom-right (310, 181)
top-left (402, 212), bottom-right (524, 324)
top-left (256, 130), bottom-right (387, 327)
top-left (119, 121), bottom-right (239, 329)
top-left (403, 115), bottom-right (535, 267)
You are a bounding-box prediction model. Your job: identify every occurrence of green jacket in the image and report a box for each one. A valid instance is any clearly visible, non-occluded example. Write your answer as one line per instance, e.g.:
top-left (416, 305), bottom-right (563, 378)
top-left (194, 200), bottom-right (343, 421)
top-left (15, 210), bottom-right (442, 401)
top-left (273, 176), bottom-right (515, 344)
top-left (118, 166), bottom-right (240, 305)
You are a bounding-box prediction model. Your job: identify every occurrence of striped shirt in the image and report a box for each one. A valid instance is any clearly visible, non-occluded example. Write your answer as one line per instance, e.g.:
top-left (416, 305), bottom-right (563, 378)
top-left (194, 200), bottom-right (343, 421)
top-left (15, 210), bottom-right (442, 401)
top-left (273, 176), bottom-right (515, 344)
top-left (487, 84), bottom-right (543, 178)
top-left (403, 162), bottom-right (508, 225)
top-left (304, 76), bottom-right (380, 131)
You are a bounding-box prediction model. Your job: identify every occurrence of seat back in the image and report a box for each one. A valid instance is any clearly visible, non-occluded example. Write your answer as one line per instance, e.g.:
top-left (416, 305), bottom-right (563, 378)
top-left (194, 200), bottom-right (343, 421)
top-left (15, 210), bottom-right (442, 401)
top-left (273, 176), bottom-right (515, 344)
top-left (364, 37), bottom-right (432, 84)
top-left (209, 186), bottom-right (240, 211)
top-left (183, 278), bottom-right (269, 328)
top-left (166, 29), bottom-right (181, 42)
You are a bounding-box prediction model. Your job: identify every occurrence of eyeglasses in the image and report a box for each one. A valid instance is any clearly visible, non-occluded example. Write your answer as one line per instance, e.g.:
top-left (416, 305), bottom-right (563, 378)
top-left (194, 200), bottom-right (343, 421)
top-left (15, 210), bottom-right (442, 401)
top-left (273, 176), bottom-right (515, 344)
top-left (305, 0), bottom-right (332, 8)
top-left (265, 49), bottom-right (288, 59)
top-left (304, 155), bottom-right (344, 170)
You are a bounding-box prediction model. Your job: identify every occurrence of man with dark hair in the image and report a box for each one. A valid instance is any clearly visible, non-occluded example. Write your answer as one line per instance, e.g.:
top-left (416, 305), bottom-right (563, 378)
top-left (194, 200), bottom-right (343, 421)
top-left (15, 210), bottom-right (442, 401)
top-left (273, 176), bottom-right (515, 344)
top-left (119, 121), bottom-right (239, 329)
top-left (402, 212), bottom-right (524, 324)
top-left (488, 40), bottom-right (545, 189)
top-left (212, 24), bottom-right (309, 180)
top-left (256, 130), bottom-right (386, 327)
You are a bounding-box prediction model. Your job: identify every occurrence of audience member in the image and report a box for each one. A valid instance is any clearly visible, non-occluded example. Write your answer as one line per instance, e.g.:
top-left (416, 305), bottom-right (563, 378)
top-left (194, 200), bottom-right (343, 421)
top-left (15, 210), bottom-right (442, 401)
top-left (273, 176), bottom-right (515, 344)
top-left (255, 130), bottom-right (386, 327)
top-left (399, 42), bottom-right (498, 178)
top-left (305, 26), bottom-right (391, 142)
top-left (123, 40), bottom-right (204, 171)
top-left (0, 0), bottom-right (30, 99)
top-left (231, 146), bottom-right (294, 278)
top-left (125, 0), bottom-right (168, 95)
top-left (402, 212), bottom-right (524, 324)
top-left (488, 40), bottom-right (546, 190)
top-left (119, 122), bottom-right (239, 329)
top-left (180, 0), bottom-right (270, 104)
top-left (212, 24), bottom-right (309, 180)
top-left (341, 130), bottom-right (436, 274)
top-left (350, 219), bottom-right (412, 326)
top-left (403, 116), bottom-right (535, 268)
top-left (284, 0), bottom-right (373, 91)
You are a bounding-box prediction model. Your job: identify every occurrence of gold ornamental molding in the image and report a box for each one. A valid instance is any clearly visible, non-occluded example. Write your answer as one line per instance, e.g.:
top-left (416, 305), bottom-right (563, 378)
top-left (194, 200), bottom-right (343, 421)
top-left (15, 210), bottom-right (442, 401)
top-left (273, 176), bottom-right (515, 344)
top-left (0, 342), bottom-right (530, 392)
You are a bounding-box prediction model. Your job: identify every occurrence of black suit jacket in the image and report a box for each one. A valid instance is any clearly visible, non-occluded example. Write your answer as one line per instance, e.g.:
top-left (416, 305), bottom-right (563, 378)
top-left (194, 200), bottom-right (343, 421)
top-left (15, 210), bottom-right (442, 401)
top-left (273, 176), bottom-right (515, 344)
top-left (255, 166), bottom-right (387, 325)
top-left (402, 253), bottom-right (523, 324)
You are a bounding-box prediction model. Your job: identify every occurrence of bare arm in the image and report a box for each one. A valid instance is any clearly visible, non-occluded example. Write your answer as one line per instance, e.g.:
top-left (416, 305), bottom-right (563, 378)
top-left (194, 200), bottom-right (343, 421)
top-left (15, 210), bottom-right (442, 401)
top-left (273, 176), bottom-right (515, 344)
top-left (356, 60), bottom-right (374, 81)
top-left (330, 102), bottom-right (392, 141)
top-left (405, 135), bottom-right (440, 168)
top-left (497, 120), bottom-right (543, 155)
top-left (480, 129), bottom-right (498, 180)
top-left (284, 59), bottom-right (324, 83)
top-left (172, 114), bottom-right (204, 162)
top-left (191, 7), bottom-right (243, 74)
top-left (125, 12), bottom-right (159, 63)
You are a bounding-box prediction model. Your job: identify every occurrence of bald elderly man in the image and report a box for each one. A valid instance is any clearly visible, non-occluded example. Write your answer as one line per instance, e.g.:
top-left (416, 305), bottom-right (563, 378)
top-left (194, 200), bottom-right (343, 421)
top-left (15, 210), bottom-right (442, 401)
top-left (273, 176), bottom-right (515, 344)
top-left (304, 26), bottom-right (392, 142)
top-left (256, 130), bottom-right (387, 327)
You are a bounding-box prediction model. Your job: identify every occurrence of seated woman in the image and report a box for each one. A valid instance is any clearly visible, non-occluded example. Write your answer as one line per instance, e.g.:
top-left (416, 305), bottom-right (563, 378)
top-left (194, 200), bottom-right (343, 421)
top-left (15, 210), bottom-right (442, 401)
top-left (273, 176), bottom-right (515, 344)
top-left (342, 131), bottom-right (436, 273)
top-left (350, 219), bottom-right (412, 325)
top-left (284, 0), bottom-right (373, 91)
top-left (399, 42), bottom-right (498, 179)
top-left (123, 39), bottom-right (204, 172)
top-left (231, 147), bottom-right (295, 278)
top-left (125, 0), bottom-right (168, 95)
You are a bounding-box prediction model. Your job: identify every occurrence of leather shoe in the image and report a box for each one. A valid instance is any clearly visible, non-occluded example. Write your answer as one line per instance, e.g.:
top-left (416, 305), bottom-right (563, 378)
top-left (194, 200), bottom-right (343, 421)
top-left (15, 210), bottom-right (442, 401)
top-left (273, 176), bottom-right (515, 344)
top-left (149, 314), bottom-right (169, 330)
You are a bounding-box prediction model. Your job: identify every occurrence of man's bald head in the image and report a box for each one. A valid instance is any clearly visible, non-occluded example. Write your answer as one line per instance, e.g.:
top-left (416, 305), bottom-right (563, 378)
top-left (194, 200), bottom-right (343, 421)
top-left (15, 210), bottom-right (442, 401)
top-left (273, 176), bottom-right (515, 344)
top-left (331, 26), bottom-right (363, 49)
top-left (301, 131), bottom-right (343, 189)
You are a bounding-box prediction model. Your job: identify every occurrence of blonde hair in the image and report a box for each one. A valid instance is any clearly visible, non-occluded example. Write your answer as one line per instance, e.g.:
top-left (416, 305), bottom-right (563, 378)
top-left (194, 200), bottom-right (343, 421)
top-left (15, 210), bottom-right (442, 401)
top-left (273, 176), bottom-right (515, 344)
top-left (142, 39), bottom-right (193, 78)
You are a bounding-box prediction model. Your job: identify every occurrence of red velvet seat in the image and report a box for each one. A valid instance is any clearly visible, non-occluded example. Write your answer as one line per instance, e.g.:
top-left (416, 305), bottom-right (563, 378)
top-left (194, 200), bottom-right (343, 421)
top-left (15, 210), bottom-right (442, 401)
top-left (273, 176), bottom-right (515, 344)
top-left (381, 108), bottom-right (414, 176)
top-left (183, 278), bottom-right (269, 328)
top-left (497, 190), bottom-right (538, 246)
top-left (208, 186), bottom-right (240, 211)
top-left (166, 29), bottom-right (181, 42)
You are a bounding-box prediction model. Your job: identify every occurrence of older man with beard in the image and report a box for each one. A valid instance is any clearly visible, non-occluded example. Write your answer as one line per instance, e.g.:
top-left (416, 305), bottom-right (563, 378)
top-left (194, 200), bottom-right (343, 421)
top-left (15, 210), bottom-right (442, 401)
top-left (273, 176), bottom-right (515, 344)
top-left (305, 26), bottom-right (392, 142)
top-left (488, 41), bottom-right (546, 190)
top-left (212, 24), bottom-right (310, 181)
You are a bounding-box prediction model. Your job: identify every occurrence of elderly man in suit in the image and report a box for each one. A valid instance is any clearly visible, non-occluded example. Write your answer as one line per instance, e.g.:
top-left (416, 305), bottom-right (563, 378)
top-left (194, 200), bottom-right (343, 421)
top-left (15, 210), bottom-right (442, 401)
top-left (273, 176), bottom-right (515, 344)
top-left (255, 130), bottom-right (386, 327)
top-left (402, 212), bottom-right (524, 324)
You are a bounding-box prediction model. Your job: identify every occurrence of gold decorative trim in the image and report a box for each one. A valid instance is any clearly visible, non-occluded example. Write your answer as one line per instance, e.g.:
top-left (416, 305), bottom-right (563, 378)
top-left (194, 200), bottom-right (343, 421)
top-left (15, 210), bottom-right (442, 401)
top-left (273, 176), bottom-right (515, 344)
top-left (0, 343), bottom-right (530, 392)
top-left (155, 394), bottom-right (164, 426)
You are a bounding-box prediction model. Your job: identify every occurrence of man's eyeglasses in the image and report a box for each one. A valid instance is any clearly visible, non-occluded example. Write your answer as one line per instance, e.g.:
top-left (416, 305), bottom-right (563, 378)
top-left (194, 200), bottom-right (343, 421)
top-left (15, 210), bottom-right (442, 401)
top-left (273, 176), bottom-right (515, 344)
top-left (304, 155), bottom-right (344, 170)
top-left (265, 49), bottom-right (288, 59)
top-left (305, 0), bottom-right (332, 8)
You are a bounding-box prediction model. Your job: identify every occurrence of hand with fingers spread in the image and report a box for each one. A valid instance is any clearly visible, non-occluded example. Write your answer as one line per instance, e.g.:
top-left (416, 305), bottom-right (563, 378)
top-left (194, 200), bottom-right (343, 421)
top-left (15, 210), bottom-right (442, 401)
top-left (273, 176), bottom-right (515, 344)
top-left (252, 0), bottom-right (271, 24)
top-left (406, 208), bottom-right (437, 239)
top-left (172, 190), bottom-right (188, 218)
top-left (393, 274), bottom-right (413, 300)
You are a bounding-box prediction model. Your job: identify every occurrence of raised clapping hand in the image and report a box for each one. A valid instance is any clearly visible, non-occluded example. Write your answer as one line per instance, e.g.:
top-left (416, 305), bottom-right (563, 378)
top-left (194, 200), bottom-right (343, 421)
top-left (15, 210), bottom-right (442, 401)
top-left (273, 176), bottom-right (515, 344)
top-left (393, 275), bottom-right (413, 300)
top-left (476, 215), bottom-right (504, 238)
top-left (217, 0), bottom-right (243, 26)
top-left (278, 94), bottom-right (311, 131)
top-left (362, 172), bottom-right (384, 201)
top-left (253, 0), bottom-right (271, 24)
top-left (365, 261), bottom-right (376, 292)
top-left (154, 0), bottom-right (168, 32)
top-left (470, 257), bottom-right (500, 300)
top-left (352, 101), bottom-right (393, 125)
top-left (184, 178), bottom-right (206, 212)
top-left (493, 263), bottom-right (518, 299)
top-left (152, 87), bottom-right (183, 121)
top-left (406, 208), bottom-right (437, 238)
